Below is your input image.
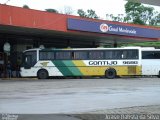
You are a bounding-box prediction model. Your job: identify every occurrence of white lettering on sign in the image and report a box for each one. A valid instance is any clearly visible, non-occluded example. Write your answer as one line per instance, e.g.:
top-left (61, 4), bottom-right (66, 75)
top-left (100, 24), bottom-right (137, 35)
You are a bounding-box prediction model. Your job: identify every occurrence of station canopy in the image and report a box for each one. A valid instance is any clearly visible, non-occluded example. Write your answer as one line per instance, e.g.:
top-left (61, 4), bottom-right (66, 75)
top-left (0, 4), bottom-right (160, 48)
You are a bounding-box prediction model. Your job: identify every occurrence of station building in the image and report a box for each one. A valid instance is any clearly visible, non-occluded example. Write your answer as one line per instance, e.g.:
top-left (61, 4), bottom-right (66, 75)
top-left (0, 4), bottom-right (160, 76)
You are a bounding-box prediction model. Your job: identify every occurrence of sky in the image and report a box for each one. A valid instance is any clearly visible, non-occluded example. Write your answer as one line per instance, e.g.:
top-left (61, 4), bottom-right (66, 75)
top-left (0, 0), bottom-right (160, 19)
top-left (0, 0), bottom-right (127, 19)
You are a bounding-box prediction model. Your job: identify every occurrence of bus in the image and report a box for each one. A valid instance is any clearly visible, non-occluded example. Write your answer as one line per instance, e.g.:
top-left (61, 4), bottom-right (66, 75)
top-left (20, 47), bottom-right (160, 79)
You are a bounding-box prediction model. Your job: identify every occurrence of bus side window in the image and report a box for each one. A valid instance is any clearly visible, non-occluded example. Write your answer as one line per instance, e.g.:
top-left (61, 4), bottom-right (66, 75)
top-left (89, 51), bottom-right (104, 60)
top-left (142, 51), bottom-right (160, 59)
top-left (40, 51), bottom-right (54, 60)
top-left (74, 51), bottom-right (88, 60)
top-left (133, 50), bottom-right (138, 59)
top-left (142, 51), bottom-right (153, 59)
top-left (105, 51), bottom-right (113, 59)
top-left (126, 50), bottom-right (138, 59)
top-left (154, 52), bottom-right (160, 59)
top-left (112, 50), bottom-right (123, 59)
top-left (55, 51), bottom-right (71, 60)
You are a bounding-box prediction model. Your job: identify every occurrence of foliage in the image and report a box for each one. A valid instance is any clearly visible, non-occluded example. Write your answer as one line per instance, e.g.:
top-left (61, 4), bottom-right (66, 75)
top-left (121, 42), bottom-right (160, 48)
top-left (23, 5), bottom-right (30, 9)
top-left (106, 1), bottom-right (160, 26)
top-left (77, 9), bottom-right (87, 17)
top-left (125, 1), bottom-right (160, 26)
top-left (45, 9), bottom-right (58, 13)
top-left (77, 9), bottom-right (99, 19)
top-left (150, 13), bottom-right (160, 26)
top-left (87, 9), bottom-right (99, 19)
top-left (106, 14), bottom-right (125, 22)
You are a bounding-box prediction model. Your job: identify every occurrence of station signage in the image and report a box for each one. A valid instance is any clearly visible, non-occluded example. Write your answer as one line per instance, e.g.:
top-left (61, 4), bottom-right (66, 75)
top-left (67, 18), bottom-right (160, 39)
top-left (99, 23), bottom-right (137, 35)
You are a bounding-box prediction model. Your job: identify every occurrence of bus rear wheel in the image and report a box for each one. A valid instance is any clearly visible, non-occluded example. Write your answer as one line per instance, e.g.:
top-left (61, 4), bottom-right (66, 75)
top-left (105, 68), bottom-right (116, 79)
top-left (37, 69), bottom-right (48, 79)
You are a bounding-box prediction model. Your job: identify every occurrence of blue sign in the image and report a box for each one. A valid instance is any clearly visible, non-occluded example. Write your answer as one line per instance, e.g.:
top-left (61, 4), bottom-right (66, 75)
top-left (67, 18), bottom-right (160, 39)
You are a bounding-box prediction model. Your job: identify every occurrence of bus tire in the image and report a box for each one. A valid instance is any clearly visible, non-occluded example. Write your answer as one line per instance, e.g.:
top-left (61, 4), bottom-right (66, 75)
top-left (37, 69), bottom-right (48, 79)
top-left (105, 68), bottom-right (116, 79)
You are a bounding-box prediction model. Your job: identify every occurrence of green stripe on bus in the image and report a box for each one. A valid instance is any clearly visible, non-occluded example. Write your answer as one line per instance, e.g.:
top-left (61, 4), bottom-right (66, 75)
top-left (53, 60), bottom-right (82, 76)
top-left (63, 61), bottom-right (82, 76)
top-left (53, 60), bottom-right (72, 76)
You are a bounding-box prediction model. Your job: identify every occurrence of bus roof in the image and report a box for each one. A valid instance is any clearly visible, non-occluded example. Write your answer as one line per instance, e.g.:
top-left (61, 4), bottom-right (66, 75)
top-left (23, 48), bottom-right (42, 52)
top-left (41, 47), bottom-right (142, 51)
top-left (23, 47), bottom-right (158, 52)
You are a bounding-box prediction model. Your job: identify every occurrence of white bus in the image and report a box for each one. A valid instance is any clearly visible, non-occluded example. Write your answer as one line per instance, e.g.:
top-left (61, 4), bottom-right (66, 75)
top-left (20, 47), bottom-right (160, 79)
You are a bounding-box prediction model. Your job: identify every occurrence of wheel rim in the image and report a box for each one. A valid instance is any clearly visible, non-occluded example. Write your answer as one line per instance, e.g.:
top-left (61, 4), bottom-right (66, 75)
top-left (38, 70), bottom-right (48, 79)
top-left (106, 69), bottom-right (116, 79)
top-left (108, 71), bottom-right (114, 76)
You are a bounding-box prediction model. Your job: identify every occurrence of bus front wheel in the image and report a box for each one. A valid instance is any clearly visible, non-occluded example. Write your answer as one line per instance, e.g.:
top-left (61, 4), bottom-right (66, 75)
top-left (37, 69), bottom-right (48, 79)
top-left (105, 68), bottom-right (116, 79)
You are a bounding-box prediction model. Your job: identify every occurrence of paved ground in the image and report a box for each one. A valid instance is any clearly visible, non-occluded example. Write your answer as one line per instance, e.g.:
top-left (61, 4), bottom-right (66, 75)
top-left (0, 77), bottom-right (160, 119)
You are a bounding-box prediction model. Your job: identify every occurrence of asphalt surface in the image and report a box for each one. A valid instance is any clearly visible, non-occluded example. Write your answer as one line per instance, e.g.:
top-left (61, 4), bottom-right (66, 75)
top-left (0, 77), bottom-right (160, 119)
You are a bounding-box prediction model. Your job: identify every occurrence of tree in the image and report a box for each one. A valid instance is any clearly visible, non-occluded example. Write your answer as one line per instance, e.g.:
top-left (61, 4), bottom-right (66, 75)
top-left (106, 14), bottom-right (125, 22)
top-left (87, 9), bottom-right (99, 19)
top-left (45, 9), bottom-right (58, 13)
top-left (125, 1), bottom-right (159, 26)
top-left (77, 9), bottom-right (99, 19)
top-left (150, 12), bottom-right (160, 26)
top-left (77, 9), bottom-right (87, 17)
top-left (23, 5), bottom-right (30, 9)
top-left (106, 1), bottom-right (160, 26)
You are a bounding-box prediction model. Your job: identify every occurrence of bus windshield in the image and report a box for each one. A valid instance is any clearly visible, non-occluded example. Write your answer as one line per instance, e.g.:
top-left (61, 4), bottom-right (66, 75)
top-left (22, 51), bottom-right (37, 69)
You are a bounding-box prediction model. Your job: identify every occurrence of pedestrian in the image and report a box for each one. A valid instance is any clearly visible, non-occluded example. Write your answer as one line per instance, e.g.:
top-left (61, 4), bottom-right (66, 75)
top-left (7, 61), bottom-right (12, 78)
top-left (0, 54), bottom-right (3, 78)
top-left (16, 57), bottom-right (21, 77)
top-left (0, 65), bottom-right (2, 78)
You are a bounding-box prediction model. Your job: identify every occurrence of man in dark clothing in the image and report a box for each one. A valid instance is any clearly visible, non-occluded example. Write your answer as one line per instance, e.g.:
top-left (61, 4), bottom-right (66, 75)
top-left (7, 61), bottom-right (12, 78)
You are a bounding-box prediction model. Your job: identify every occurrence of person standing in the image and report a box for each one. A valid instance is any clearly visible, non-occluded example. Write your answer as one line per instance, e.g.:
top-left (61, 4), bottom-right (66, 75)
top-left (16, 57), bottom-right (21, 77)
top-left (0, 65), bottom-right (2, 78)
top-left (7, 61), bottom-right (12, 78)
top-left (0, 54), bottom-right (4, 78)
